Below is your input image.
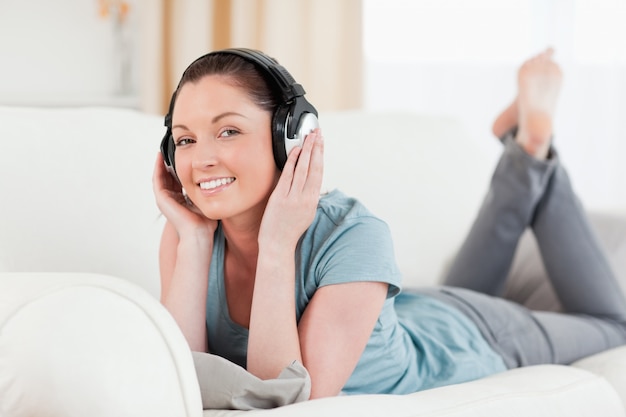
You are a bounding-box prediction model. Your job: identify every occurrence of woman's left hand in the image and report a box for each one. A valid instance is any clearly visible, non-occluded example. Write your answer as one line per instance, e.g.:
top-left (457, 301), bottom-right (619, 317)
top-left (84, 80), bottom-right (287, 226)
top-left (248, 128), bottom-right (323, 380)
top-left (259, 129), bottom-right (324, 249)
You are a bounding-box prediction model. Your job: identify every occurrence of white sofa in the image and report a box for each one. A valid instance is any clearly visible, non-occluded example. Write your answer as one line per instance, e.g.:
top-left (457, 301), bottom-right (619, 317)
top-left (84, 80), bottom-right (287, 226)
top-left (1, 106), bottom-right (626, 416)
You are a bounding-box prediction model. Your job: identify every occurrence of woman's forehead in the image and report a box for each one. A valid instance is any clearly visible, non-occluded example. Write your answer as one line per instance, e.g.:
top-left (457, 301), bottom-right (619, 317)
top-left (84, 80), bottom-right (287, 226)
top-left (175, 77), bottom-right (254, 111)
top-left (172, 78), bottom-right (271, 126)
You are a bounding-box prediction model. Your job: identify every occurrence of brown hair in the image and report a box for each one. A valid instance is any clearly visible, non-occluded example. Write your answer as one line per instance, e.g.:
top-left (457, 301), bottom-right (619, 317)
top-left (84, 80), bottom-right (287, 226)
top-left (172, 52), bottom-right (279, 114)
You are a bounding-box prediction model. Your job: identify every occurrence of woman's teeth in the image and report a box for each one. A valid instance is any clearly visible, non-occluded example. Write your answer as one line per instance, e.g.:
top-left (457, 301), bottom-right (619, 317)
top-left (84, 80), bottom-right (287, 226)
top-left (199, 178), bottom-right (235, 190)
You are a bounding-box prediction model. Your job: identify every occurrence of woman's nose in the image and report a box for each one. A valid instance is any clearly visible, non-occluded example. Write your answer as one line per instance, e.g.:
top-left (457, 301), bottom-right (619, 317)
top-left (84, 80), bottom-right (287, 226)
top-left (191, 139), bottom-right (219, 169)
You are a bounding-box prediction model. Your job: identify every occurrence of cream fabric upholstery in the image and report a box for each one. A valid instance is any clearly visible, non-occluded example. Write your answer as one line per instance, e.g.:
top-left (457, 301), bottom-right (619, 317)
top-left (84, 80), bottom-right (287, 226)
top-left (205, 365), bottom-right (624, 417)
top-left (1, 106), bottom-right (625, 416)
top-left (0, 273), bottom-right (202, 417)
top-left (2, 272), bottom-right (625, 417)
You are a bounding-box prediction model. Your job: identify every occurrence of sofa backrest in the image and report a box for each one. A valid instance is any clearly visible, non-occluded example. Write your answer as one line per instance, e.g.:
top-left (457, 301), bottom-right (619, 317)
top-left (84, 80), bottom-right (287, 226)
top-left (319, 111), bottom-right (499, 287)
top-left (0, 107), bottom-right (499, 295)
top-left (0, 107), bottom-right (165, 296)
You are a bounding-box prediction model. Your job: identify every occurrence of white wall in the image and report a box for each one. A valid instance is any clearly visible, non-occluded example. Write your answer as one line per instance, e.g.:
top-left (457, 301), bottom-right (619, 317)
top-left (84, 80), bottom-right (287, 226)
top-left (2, 0), bottom-right (623, 211)
top-left (0, 0), bottom-right (139, 107)
top-left (363, 0), bottom-right (626, 212)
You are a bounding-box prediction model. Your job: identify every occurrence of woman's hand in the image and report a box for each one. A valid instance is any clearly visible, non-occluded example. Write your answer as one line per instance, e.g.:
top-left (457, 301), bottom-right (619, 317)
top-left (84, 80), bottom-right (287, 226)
top-left (154, 152), bottom-right (216, 352)
top-left (259, 129), bottom-right (324, 249)
top-left (152, 153), bottom-right (217, 239)
top-left (247, 129), bottom-right (324, 380)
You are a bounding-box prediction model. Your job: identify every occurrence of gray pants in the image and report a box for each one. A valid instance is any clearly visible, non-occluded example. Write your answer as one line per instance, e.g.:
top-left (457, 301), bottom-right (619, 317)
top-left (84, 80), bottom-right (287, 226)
top-left (432, 136), bottom-right (626, 368)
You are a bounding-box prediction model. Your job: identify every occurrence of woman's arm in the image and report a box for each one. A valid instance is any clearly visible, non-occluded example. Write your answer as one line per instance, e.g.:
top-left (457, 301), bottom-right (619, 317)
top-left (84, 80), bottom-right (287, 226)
top-left (247, 241), bottom-right (302, 378)
top-left (298, 281), bottom-right (388, 398)
top-left (159, 221), bottom-right (212, 352)
top-left (246, 134), bottom-right (317, 380)
top-left (153, 153), bottom-right (217, 352)
top-left (247, 130), bottom-right (389, 398)
top-left (249, 245), bottom-right (388, 398)
top-left (247, 130), bottom-right (322, 379)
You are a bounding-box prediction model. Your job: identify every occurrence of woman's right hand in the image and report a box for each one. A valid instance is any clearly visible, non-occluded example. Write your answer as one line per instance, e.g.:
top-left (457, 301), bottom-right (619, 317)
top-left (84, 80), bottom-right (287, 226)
top-left (155, 152), bottom-right (214, 352)
top-left (152, 153), bottom-right (217, 239)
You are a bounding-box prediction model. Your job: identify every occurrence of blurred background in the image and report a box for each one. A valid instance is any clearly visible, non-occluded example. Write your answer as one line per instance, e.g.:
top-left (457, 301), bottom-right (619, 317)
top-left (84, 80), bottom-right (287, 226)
top-left (1, 0), bottom-right (624, 210)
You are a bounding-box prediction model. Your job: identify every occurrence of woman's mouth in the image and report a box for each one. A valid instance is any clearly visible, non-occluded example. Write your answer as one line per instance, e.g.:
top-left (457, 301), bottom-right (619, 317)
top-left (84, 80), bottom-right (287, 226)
top-left (198, 177), bottom-right (235, 191)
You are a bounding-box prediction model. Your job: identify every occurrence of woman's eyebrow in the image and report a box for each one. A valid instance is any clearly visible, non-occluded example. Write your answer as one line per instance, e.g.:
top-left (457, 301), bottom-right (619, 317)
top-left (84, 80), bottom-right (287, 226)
top-left (171, 112), bottom-right (247, 131)
top-left (211, 111), bottom-right (247, 123)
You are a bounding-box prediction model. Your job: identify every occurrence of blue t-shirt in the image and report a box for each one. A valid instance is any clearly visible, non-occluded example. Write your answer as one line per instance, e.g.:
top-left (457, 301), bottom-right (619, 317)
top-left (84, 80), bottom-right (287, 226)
top-left (205, 189), bottom-right (506, 395)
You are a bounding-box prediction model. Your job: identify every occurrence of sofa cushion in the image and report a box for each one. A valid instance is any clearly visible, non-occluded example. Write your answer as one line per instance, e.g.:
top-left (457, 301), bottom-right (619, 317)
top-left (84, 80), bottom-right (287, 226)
top-left (573, 346), bottom-right (626, 411)
top-left (202, 365), bottom-right (625, 417)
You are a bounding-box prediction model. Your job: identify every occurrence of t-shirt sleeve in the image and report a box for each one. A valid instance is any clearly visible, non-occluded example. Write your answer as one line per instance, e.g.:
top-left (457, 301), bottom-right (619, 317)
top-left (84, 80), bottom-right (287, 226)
top-left (312, 216), bottom-right (402, 298)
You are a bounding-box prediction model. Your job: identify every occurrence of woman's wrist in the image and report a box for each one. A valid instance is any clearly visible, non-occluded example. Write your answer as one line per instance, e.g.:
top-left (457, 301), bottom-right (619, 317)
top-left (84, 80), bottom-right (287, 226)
top-left (174, 234), bottom-right (214, 274)
top-left (254, 235), bottom-right (298, 276)
top-left (177, 228), bottom-right (215, 250)
top-left (258, 228), bottom-right (300, 253)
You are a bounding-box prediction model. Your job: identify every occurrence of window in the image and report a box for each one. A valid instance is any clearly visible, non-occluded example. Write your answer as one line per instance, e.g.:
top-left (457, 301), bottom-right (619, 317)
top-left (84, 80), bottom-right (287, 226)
top-left (364, 0), bottom-right (626, 65)
top-left (363, 0), bottom-right (626, 209)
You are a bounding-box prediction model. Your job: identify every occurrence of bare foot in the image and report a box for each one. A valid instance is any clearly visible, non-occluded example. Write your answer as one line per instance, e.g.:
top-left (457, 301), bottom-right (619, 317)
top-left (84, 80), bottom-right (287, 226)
top-left (492, 48), bottom-right (563, 159)
top-left (492, 100), bottom-right (518, 139)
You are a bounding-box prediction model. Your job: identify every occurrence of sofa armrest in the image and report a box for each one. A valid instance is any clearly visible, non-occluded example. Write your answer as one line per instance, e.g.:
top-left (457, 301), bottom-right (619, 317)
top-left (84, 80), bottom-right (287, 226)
top-left (0, 272), bottom-right (202, 417)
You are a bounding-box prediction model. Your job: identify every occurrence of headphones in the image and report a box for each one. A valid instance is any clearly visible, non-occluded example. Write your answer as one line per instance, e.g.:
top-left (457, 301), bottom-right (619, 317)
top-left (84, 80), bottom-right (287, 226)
top-left (160, 48), bottom-right (319, 181)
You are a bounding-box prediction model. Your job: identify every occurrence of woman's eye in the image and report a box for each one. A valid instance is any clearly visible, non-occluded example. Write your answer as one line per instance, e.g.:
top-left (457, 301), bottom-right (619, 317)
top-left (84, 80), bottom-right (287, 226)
top-left (219, 129), bottom-right (240, 138)
top-left (175, 137), bottom-right (194, 147)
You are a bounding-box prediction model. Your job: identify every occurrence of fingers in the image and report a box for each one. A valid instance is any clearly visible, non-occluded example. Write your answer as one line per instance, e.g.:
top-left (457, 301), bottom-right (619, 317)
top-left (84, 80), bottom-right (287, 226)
top-left (290, 130), bottom-right (316, 191)
top-left (302, 130), bottom-right (324, 195)
top-left (274, 147), bottom-right (301, 196)
top-left (260, 130), bottom-right (324, 245)
top-left (286, 128), bottom-right (324, 194)
top-left (153, 152), bottom-right (182, 194)
top-left (152, 152), bottom-right (167, 193)
top-left (153, 152), bottom-right (187, 218)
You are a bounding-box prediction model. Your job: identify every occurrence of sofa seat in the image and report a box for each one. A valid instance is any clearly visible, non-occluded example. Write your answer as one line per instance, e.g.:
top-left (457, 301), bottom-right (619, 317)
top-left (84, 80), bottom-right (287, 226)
top-left (1, 272), bottom-right (625, 417)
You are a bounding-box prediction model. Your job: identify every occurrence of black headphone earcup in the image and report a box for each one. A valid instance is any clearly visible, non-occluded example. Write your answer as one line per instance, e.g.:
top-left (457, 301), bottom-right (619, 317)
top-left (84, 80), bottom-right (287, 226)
top-left (271, 100), bottom-right (320, 171)
top-left (160, 129), bottom-right (180, 182)
top-left (271, 105), bottom-right (290, 170)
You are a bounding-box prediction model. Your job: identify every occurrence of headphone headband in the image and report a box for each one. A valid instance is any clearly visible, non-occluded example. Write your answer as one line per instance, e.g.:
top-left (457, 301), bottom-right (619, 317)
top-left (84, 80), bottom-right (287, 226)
top-left (213, 48), bottom-right (306, 102)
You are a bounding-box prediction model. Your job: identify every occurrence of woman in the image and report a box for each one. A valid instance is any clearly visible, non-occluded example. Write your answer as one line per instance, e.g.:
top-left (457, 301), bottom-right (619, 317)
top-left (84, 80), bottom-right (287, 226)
top-left (153, 47), bottom-right (626, 399)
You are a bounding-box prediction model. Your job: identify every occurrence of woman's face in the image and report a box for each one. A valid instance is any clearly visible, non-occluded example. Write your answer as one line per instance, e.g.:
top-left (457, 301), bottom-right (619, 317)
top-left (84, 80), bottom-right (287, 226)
top-left (171, 75), bottom-right (279, 224)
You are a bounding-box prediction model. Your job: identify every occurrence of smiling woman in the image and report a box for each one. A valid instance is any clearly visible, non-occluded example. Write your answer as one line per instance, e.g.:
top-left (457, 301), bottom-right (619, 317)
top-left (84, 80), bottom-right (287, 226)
top-left (153, 49), bottom-right (337, 397)
top-left (152, 47), bottom-right (626, 408)
top-left (170, 75), bottom-right (277, 222)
